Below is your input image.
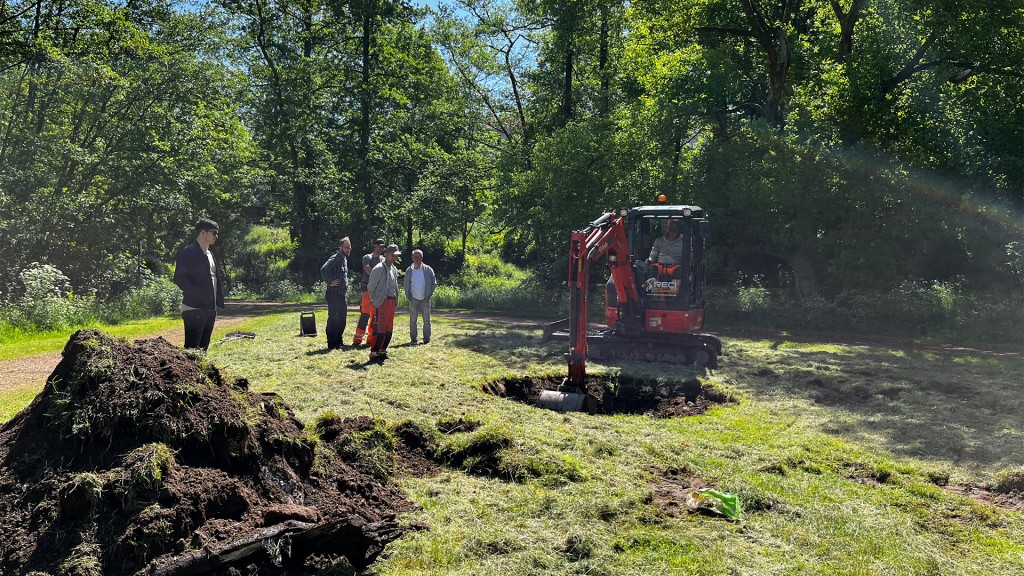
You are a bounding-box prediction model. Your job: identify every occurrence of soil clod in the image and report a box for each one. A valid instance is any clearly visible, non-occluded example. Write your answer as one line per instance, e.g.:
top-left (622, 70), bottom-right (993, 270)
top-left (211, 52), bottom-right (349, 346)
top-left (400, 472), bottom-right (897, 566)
top-left (0, 330), bottom-right (415, 576)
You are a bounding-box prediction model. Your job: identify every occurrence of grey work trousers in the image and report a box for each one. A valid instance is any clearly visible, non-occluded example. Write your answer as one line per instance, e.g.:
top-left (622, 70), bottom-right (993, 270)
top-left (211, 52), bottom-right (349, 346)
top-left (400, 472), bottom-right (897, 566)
top-left (408, 297), bottom-right (431, 343)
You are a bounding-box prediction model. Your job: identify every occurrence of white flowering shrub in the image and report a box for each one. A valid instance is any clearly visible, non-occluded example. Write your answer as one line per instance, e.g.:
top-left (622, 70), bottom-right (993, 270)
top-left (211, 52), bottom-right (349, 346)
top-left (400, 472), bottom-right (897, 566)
top-left (12, 263), bottom-right (95, 330)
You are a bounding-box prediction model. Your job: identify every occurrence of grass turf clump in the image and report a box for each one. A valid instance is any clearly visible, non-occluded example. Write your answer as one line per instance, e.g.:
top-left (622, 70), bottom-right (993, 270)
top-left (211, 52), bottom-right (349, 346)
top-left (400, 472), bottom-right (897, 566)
top-left (993, 467), bottom-right (1024, 494)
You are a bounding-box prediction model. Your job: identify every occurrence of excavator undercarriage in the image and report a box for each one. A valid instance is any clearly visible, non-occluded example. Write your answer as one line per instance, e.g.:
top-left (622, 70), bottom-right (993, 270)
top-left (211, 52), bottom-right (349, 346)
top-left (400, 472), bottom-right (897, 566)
top-left (544, 320), bottom-right (722, 368)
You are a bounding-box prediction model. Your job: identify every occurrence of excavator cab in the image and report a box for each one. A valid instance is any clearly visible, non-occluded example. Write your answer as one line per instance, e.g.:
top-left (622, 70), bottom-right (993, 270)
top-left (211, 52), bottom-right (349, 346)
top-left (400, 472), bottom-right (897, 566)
top-left (606, 206), bottom-right (711, 335)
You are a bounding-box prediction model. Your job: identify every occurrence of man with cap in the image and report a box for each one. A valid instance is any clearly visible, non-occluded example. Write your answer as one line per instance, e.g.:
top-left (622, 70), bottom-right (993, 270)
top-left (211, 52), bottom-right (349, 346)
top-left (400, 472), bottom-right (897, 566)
top-left (352, 238), bottom-right (386, 346)
top-left (367, 244), bottom-right (401, 362)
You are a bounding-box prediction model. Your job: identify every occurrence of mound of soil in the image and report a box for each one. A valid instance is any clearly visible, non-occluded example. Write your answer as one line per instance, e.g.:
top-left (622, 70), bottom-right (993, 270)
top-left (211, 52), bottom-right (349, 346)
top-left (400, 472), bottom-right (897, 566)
top-left (484, 375), bottom-right (733, 417)
top-left (0, 330), bottom-right (415, 576)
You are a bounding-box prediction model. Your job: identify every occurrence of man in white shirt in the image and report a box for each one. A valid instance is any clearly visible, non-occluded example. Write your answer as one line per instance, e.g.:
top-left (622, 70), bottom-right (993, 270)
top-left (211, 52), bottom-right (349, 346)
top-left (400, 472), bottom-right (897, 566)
top-left (647, 219), bottom-right (684, 265)
top-left (403, 249), bottom-right (436, 345)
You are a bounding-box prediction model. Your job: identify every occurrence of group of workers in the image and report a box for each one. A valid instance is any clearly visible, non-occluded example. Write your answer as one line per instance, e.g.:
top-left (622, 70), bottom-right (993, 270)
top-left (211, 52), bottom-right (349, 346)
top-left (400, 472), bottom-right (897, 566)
top-left (172, 218), bottom-right (435, 364)
top-left (319, 236), bottom-right (436, 362)
top-left (171, 217), bottom-right (681, 360)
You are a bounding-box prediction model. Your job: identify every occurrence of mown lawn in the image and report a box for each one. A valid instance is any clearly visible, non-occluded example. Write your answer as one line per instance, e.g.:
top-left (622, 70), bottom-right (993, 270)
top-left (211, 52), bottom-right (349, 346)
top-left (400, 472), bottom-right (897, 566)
top-left (3, 310), bottom-right (1023, 575)
top-left (0, 316), bottom-right (183, 361)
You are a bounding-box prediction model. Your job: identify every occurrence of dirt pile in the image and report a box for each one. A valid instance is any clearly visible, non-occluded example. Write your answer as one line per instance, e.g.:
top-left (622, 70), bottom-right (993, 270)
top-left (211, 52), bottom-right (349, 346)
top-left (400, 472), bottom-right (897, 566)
top-left (0, 330), bottom-right (415, 576)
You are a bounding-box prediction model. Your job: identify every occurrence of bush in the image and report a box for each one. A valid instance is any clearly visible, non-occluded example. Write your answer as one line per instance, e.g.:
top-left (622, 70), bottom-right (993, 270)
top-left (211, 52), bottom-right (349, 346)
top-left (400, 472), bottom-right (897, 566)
top-left (262, 279), bottom-right (305, 300)
top-left (106, 275), bottom-right (181, 321)
top-left (2, 263), bottom-right (95, 330)
top-left (232, 226), bottom-right (296, 289)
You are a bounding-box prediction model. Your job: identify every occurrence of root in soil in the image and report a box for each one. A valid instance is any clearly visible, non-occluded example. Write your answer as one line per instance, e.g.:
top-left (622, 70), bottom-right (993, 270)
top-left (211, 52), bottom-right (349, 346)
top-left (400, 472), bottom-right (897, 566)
top-left (482, 374), bottom-right (734, 417)
top-left (0, 330), bottom-right (417, 576)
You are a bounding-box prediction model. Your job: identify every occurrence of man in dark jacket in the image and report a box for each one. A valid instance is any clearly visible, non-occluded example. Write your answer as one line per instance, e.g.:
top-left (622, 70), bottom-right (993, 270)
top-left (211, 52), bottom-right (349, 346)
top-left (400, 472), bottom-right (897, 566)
top-left (320, 236), bottom-right (352, 350)
top-left (173, 218), bottom-right (225, 350)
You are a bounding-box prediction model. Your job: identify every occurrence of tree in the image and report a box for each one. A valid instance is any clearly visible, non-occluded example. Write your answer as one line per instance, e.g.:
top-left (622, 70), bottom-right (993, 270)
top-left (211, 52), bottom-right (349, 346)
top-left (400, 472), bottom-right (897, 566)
top-left (0, 0), bottom-right (254, 296)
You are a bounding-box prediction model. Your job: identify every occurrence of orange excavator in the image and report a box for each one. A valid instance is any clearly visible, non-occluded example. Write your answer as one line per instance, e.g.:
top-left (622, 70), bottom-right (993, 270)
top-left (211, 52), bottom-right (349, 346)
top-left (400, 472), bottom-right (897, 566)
top-left (540, 196), bottom-right (723, 411)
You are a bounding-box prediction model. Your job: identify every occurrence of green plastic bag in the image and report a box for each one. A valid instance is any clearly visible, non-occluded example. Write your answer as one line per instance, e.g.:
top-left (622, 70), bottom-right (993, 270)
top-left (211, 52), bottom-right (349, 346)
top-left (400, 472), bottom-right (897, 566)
top-left (689, 488), bottom-right (741, 519)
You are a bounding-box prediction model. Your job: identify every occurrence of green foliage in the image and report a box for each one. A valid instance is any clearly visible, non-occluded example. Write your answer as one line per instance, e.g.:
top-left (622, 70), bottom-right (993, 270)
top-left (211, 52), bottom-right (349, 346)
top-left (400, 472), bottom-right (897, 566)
top-left (708, 281), bottom-right (1023, 344)
top-left (0, 263), bottom-right (183, 331)
top-left (421, 252), bottom-right (564, 314)
top-left (231, 226), bottom-right (297, 289)
top-left (1, 264), bottom-right (95, 331)
top-left (106, 276), bottom-right (180, 320)
top-left (0, 1), bottom-right (257, 298)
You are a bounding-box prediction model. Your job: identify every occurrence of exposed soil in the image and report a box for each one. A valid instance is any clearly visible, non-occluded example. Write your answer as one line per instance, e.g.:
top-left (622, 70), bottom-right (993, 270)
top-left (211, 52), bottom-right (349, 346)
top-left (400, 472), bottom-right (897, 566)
top-left (943, 484), bottom-right (1024, 513)
top-left (0, 330), bottom-right (417, 576)
top-left (436, 417), bottom-right (482, 434)
top-left (482, 375), bottom-right (734, 417)
top-left (650, 470), bottom-right (709, 518)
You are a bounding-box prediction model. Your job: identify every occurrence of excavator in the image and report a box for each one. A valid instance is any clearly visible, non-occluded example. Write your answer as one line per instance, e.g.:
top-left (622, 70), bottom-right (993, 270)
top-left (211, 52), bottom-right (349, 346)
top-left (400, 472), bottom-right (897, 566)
top-left (540, 195), bottom-right (723, 411)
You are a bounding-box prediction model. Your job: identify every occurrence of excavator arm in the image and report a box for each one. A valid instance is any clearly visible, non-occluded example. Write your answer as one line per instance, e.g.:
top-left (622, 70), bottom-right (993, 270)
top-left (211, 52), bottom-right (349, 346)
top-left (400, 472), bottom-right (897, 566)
top-left (565, 212), bottom-right (640, 389)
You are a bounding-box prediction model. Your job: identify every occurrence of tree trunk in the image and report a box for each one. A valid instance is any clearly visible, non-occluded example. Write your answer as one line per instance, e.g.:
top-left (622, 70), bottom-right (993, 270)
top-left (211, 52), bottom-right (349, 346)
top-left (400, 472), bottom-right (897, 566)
top-left (598, 6), bottom-right (609, 116)
top-left (829, 0), bottom-right (864, 63)
top-left (562, 39), bottom-right (574, 123)
top-left (406, 213), bottom-right (413, 254)
top-left (788, 252), bottom-right (818, 298)
top-left (359, 11), bottom-right (374, 240)
top-left (739, 0), bottom-right (797, 127)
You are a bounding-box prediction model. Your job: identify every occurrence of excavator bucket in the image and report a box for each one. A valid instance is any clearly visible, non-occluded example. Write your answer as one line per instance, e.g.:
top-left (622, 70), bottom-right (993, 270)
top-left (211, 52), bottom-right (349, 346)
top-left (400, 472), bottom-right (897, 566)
top-left (537, 378), bottom-right (597, 413)
top-left (537, 389), bottom-right (587, 412)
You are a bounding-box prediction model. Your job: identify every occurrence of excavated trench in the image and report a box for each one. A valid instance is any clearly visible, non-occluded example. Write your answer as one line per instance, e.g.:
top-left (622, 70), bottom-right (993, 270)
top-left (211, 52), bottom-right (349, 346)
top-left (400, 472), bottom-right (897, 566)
top-left (483, 374), bottom-right (734, 417)
top-left (0, 330), bottom-right (417, 576)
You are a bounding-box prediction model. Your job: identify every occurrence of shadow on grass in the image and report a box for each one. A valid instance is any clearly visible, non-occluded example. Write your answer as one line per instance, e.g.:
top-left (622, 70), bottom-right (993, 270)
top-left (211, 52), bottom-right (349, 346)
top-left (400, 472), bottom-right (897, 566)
top-left (448, 318), bottom-right (1024, 471)
top-left (727, 341), bottom-right (1024, 471)
top-left (447, 324), bottom-right (561, 369)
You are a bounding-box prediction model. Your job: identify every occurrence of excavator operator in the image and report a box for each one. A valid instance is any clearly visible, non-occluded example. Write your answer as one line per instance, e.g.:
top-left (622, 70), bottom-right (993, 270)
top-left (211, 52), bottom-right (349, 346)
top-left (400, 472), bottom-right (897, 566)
top-left (646, 219), bottom-right (684, 265)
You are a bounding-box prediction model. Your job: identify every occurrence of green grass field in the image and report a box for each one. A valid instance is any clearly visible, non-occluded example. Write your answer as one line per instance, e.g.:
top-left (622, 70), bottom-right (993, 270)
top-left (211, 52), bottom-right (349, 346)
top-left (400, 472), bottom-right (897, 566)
top-left (0, 316), bottom-right (183, 360)
top-left (2, 310), bottom-right (1022, 574)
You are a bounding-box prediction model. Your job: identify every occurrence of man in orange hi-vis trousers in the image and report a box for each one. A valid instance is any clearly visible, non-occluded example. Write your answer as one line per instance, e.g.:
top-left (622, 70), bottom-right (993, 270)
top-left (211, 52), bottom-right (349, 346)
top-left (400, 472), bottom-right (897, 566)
top-left (352, 238), bottom-right (385, 346)
top-left (367, 244), bottom-right (401, 362)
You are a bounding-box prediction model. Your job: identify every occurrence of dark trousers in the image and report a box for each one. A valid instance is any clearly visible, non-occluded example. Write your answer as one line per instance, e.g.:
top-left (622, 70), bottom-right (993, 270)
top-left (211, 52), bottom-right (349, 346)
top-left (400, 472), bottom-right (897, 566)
top-left (325, 289), bottom-right (348, 349)
top-left (182, 309), bottom-right (217, 351)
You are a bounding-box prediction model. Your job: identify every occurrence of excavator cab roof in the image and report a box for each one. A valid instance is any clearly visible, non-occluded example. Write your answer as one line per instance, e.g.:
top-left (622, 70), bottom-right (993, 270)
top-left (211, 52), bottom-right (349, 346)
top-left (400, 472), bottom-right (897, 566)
top-left (629, 205), bottom-right (705, 219)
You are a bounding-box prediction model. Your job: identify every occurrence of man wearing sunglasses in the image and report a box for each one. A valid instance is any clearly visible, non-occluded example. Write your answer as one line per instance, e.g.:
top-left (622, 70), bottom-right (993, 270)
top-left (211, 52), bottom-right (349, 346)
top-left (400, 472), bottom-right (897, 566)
top-left (173, 218), bottom-right (225, 351)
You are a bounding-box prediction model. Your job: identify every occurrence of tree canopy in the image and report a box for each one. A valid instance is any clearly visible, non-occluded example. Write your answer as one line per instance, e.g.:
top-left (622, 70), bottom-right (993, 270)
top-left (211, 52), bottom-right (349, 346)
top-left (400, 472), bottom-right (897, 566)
top-left (1, 0), bottom-right (1020, 299)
